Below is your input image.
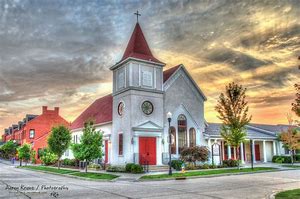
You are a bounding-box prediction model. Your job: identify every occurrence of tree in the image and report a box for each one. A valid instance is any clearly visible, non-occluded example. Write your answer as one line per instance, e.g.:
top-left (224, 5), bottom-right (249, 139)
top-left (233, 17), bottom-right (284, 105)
top-left (215, 82), bottom-right (252, 169)
top-left (48, 125), bottom-right (71, 169)
top-left (180, 146), bottom-right (209, 166)
top-left (0, 140), bottom-right (18, 159)
top-left (71, 121), bottom-right (103, 172)
top-left (292, 84), bottom-right (300, 118)
top-left (279, 127), bottom-right (300, 164)
top-left (17, 143), bottom-right (32, 166)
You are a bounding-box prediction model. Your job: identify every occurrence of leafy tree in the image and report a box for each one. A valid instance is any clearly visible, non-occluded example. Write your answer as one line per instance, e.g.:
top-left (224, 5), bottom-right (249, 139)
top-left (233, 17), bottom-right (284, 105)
top-left (17, 143), bottom-right (32, 166)
top-left (40, 148), bottom-right (58, 165)
top-left (71, 121), bottom-right (103, 172)
top-left (215, 82), bottom-right (252, 169)
top-left (292, 84), bottom-right (300, 118)
top-left (30, 150), bottom-right (36, 164)
top-left (180, 146), bottom-right (209, 166)
top-left (0, 140), bottom-right (18, 159)
top-left (279, 127), bottom-right (300, 164)
top-left (48, 125), bottom-right (72, 169)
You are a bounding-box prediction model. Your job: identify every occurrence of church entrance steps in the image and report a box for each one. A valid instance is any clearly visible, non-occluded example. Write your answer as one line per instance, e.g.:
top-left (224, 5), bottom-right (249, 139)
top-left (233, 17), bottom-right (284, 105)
top-left (147, 165), bottom-right (170, 172)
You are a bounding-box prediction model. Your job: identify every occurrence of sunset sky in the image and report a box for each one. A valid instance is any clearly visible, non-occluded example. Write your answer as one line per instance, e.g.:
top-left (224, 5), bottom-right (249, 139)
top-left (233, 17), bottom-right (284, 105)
top-left (0, 0), bottom-right (299, 133)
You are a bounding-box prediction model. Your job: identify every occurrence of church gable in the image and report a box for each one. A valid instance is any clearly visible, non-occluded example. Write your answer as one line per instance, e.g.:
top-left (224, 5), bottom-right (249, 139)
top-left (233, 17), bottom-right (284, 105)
top-left (164, 64), bottom-right (206, 101)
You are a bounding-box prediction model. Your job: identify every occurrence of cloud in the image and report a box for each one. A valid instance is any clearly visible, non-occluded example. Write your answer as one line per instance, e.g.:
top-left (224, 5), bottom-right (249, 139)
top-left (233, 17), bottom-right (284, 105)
top-left (204, 48), bottom-right (272, 71)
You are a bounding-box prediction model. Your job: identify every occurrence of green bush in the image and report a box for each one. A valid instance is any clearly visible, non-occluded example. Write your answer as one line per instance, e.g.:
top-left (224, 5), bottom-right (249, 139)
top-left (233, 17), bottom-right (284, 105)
top-left (295, 154), bottom-right (300, 162)
top-left (125, 163), bottom-right (135, 172)
top-left (106, 165), bottom-right (125, 172)
top-left (171, 160), bottom-right (184, 171)
top-left (62, 158), bottom-right (76, 166)
top-left (131, 164), bottom-right (144, 174)
top-left (272, 155), bottom-right (292, 163)
top-left (40, 150), bottom-right (58, 166)
top-left (201, 163), bottom-right (210, 169)
top-left (88, 163), bottom-right (101, 169)
top-left (222, 159), bottom-right (239, 167)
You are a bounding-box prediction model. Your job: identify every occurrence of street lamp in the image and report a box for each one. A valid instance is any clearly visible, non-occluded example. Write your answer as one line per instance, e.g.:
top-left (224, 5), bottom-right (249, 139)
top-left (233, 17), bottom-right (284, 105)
top-left (167, 112), bottom-right (172, 175)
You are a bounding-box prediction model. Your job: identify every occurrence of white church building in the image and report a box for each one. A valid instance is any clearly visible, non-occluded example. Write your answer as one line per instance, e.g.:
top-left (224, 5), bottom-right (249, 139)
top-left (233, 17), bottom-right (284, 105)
top-left (63, 22), bottom-right (290, 166)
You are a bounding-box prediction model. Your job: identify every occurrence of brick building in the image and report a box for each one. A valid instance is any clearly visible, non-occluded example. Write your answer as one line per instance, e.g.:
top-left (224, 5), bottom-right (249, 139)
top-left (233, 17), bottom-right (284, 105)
top-left (2, 106), bottom-right (69, 163)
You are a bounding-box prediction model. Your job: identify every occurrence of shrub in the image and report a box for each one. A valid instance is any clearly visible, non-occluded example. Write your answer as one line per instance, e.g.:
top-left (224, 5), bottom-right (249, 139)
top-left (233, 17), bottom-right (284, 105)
top-left (106, 165), bottom-right (125, 172)
top-left (185, 163), bottom-right (196, 170)
top-left (62, 158), bottom-right (76, 166)
top-left (272, 155), bottom-right (292, 163)
top-left (131, 164), bottom-right (144, 174)
top-left (40, 150), bottom-right (58, 166)
top-left (201, 163), bottom-right (210, 169)
top-left (171, 160), bottom-right (184, 171)
top-left (295, 154), bottom-right (300, 162)
top-left (125, 163), bottom-right (135, 172)
top-left (180, 146), bottom-right (209, 165)
top-left (31, 150), bottom-right (36, 164)
top-left (88, 163), bottom-right (101, 170)
top-left (222, 159), bottom-right (239, 167)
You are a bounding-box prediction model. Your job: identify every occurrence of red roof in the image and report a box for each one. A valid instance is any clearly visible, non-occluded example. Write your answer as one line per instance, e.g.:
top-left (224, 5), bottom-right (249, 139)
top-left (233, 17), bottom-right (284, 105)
top-left (70, 66), bottom-right (180, 129)
top-left (163, 65), bottom-right (181, 82)
top-left (121, 23), bottom-right (163, 64)
top-left (70, 94), bottom-right (113, 130)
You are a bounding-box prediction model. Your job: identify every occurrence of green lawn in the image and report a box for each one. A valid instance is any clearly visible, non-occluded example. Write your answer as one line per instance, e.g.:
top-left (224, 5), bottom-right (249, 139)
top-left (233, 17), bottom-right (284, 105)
top-left (282, 165), bottom-right (300, 168)
top-left (70, 172), bottom-right (118, 180)
top-left (140, 167), bottom-right (276, 180)
top-left (275, 189), bottom-right (300, 199)
top-left (19, 166), bottom-right (118, 180)
top-left (21, 166), bottom-right (78, 174)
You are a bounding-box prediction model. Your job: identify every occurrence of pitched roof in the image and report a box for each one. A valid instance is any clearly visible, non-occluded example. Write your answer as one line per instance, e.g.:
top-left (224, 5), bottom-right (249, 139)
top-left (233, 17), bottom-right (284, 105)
top-left (121, 23), bottom-right (163, 64)
top-left (204, 123), bottom-right (286, 139)
top-left (163, 65), bottom-right (181, 82)
top-left (70, 94), bottom-right (113, 130)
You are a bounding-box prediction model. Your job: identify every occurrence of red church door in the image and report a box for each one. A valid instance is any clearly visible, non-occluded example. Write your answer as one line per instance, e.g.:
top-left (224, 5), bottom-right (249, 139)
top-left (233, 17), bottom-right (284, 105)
top-left (255, 144), bottom-right (260, 161)
top-left (139, 137), bottom-right (156, 165)
top-left (105, 140), bottom-right (108, 163)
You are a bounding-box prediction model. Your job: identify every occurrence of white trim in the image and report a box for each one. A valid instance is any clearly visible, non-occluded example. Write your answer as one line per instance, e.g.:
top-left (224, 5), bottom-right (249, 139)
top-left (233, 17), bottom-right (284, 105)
top-left (163, 64), bottom-right (207, 101)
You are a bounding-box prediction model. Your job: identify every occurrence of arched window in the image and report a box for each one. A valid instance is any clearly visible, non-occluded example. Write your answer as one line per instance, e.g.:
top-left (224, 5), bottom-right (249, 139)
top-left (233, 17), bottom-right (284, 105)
top-left (170, 127), bottom-right (176, 154)
top-left (189, 128), bottom-right (196, 147)
top-left (178, 114), bottom-right (187, 153)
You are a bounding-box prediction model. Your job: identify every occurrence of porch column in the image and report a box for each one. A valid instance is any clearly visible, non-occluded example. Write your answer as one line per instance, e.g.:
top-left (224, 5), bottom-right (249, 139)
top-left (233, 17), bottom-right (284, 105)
top-left (252, 140), bottom-right (256, 163)
top-left (222, 141), bottom-right (225, 161)
top-left (227, 145), bottom-right (232, 159)
top-left (273, 141), bottom-right (277, 155)
top-left (263, 140), bottom-right (267, 163)
top-left (240, 143), bottom-right (245, 164)
top-left (233, 147), bottom-right (237, 159)
top-left (208, 139), bottom-right (212, 162)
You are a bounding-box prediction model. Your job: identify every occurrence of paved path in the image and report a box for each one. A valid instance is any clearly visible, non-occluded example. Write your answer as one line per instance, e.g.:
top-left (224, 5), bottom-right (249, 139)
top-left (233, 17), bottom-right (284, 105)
top-left (0, 161), bottom-right (299, 199)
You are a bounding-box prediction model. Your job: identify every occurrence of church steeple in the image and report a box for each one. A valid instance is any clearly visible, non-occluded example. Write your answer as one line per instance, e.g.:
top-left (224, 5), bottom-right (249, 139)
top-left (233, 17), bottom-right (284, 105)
top-left (121, 23), bottom-right (162, 64)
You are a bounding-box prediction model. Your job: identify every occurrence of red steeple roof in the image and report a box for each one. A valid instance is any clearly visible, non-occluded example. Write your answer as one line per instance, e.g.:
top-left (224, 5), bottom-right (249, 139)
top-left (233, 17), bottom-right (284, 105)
top-left (121, 23), bottom-right (163, 64)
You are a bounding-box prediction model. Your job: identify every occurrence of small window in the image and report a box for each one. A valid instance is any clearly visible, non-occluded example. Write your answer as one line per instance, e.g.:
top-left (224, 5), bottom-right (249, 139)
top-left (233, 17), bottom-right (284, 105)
top-left (29, 129), bottom-right (35, 139)
top-left (118, 71), bottom-right (125, 89)
top-left (119, 134), bottom-right (123, 156)
top-left (65, 149), bottom-right (69, 157)
top-left (142, 71), bottom-right (153, 87)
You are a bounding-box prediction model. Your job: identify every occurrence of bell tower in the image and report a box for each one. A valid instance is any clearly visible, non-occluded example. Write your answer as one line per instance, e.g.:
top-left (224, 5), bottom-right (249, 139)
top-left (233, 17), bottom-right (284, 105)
top-left (110, 22), bottom-right (165, 165)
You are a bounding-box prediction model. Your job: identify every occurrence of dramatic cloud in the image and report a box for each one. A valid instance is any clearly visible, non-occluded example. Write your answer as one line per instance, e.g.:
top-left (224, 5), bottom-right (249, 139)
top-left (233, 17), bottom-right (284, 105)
top-left (0, 0), bottom-right (299, 132)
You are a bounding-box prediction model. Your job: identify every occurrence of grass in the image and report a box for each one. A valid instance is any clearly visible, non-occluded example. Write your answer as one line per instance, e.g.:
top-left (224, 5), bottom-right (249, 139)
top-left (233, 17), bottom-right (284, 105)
top-left (19, 165), bottom-right (118, 180)
top-left (275, 189), bottom-right (300, 199)
top-left (70, 172), bottom-right (118, 180)
top-left (140, 167), bottom-right (276, 180)
top-left (21, 166), bottom-right (78, 174)
top-left (282, 165), bottom-right (300, 168)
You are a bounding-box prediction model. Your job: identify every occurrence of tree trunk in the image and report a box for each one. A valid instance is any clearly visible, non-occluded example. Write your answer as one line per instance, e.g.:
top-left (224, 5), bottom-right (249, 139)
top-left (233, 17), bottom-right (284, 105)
top-left (20, 159), bottom-right (22, 167)
top-left (291, 150), bottom-right (294, 165)
top-left (85, 161), bottom-right (88, 173)
top-left (58, 158), bottom-right (60, 170)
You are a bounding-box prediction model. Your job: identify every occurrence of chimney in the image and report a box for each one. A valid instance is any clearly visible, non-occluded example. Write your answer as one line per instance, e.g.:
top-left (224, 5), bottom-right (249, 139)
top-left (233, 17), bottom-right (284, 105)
top-left (42, 106), bottom-right (48, 114)
top-left (54, 107), bottom-right (59, 115)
